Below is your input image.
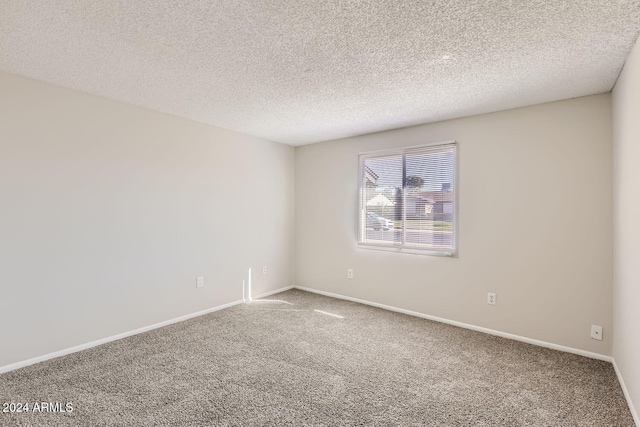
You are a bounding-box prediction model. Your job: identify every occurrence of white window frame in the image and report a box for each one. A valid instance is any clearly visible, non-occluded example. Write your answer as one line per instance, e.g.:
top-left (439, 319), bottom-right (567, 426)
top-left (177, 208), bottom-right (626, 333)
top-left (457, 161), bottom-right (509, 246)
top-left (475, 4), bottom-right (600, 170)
top-left (357, 141), bottom-right (458, 257)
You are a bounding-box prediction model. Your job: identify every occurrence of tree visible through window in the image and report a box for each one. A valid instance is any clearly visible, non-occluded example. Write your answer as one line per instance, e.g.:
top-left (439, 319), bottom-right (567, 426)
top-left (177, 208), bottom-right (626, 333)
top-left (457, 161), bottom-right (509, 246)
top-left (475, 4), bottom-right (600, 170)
top-left (358, 142), bottom-right (457, 255)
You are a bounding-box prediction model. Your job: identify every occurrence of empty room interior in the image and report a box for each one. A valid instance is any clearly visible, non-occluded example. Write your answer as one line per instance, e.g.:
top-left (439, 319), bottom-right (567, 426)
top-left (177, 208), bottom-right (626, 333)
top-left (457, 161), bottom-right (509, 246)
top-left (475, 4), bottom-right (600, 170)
top-left (1, 1), bottom-right (640, 425)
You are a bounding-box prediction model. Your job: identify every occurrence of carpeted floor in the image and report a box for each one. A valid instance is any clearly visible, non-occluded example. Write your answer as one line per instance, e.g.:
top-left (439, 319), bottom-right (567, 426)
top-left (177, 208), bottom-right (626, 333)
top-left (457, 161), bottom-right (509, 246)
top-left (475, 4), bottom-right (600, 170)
top-left (0, 289), bottom-right (634, 426)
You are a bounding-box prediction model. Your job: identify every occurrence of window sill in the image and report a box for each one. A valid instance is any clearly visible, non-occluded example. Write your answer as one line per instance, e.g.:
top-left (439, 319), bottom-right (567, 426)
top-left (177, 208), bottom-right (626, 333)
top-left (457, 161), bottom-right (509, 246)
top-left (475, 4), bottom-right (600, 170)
top-left (357, 242), bottom-right (456, 257)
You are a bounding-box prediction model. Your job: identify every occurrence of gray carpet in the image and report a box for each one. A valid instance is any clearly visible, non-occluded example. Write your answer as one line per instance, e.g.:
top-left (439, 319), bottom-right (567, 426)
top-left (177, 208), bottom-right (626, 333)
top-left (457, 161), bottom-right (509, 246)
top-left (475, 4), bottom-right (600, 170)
top-left (0, 289), bottom-right (634, 426)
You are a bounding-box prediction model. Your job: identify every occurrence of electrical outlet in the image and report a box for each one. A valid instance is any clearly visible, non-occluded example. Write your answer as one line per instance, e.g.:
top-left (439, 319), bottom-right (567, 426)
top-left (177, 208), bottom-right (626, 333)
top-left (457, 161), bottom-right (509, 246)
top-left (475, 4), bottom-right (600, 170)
top-left (347, 269), bottom-right (354, 279)
top-left (591, 325), bottom-right (603, 341)
top-left (196, 276), bottom-right (204, 288)
top-left (487, 292), bottom-right (496, 305)
top-left (262, 266), bottom-right (267, 275)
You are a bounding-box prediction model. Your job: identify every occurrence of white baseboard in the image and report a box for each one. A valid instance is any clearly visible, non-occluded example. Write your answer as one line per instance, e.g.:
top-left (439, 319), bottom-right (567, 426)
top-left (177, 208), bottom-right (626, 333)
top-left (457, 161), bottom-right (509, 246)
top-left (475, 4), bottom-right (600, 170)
top-left (613, 359), bottom-right (640, 426)
top-left (252, 285), bottom-right (295, 300)
top-left (294, 286), bottom-right (613, 363)
top-left (0, 298), bottom-right (244, 375)
top-left (0, 285), bottom-right (297, 375)
top-left (4, 283), bottom-right (635, 424)
top-left (305, 280), bottom-right (638, 424)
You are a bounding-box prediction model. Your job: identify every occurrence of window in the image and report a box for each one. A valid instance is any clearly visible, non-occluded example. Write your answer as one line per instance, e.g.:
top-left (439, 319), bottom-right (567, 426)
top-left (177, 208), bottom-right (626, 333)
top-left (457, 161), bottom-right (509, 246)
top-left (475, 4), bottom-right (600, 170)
top-left (358, 142), bottom-right (457, 256)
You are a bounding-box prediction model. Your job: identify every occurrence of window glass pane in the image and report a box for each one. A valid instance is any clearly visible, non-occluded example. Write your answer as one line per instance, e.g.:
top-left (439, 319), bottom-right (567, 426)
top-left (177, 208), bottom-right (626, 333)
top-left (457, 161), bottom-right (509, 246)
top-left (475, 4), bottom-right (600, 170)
top-left (359, 143), bottom-right (456, 255)
top-left (404, 149), bottom-right (455, 250)
top-left (362, 155), bottom-right (402, 245)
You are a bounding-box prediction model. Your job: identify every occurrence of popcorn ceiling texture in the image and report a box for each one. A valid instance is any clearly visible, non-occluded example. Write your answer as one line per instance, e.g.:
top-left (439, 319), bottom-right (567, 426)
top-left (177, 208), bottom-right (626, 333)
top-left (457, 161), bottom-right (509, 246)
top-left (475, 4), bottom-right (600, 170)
top-left (1, 1), bottom-right (639, 145)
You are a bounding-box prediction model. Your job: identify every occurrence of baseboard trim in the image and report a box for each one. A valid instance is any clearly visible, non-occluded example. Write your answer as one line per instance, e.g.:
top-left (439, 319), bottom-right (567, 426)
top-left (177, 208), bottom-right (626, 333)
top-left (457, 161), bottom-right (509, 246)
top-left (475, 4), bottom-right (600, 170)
top-left (3, 284), bottom-right (630, 420)
top-left (252, 285), bottom-right (295, 300)
top-left (294, 286), bottom-right (612, 363)
top-left (613, 359), bottom-right (640, 426)
top-left (0, 298), bottom-right (244, 375)
top-left (0, 285), bottom-right (297, 375)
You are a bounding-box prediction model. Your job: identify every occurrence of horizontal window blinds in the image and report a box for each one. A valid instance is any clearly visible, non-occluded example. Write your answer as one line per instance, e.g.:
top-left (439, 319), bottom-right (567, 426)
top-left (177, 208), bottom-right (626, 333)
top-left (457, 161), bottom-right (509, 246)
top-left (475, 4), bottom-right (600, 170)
top-left (358, 142), bottom-right (456, 255)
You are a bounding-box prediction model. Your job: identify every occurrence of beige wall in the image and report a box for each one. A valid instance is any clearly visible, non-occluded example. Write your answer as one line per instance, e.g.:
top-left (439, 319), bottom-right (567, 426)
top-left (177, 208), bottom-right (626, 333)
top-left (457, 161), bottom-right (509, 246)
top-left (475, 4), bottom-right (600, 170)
top-left (613, 36), bottom-right (640, 421)
top-left (0, 72), bottom-right (295, 368)
top-left (295, 94), bottom-right (613, 355)
top-left (0, 68), bottom-right (621, 374)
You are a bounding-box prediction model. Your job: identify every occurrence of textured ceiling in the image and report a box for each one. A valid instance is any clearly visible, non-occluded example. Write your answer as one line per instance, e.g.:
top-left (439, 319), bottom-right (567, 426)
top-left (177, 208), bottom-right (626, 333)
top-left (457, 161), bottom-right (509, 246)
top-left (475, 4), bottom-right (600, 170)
top-left (1, 1), bottom-right (639, 145)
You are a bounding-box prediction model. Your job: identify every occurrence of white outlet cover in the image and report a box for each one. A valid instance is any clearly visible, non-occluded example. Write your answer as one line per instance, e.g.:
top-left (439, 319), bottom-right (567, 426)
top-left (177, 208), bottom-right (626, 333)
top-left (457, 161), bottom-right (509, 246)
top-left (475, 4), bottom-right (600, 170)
top-left (347, 269), bottom-right (354, 279)
top-left (263, 266), bottom-right (267, 275)
top-left (196, 276), bottom-right (204, 288)
top-left (591, 325), bottom-right (603, 341)
top-left (487, 293), bottom-right (496, 305)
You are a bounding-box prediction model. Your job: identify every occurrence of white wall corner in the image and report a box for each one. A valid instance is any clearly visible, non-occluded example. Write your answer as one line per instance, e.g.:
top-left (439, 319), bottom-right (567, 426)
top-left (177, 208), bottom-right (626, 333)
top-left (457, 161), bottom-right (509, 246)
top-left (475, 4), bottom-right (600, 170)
top-left (613, 359), bottom-right (640, 427)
